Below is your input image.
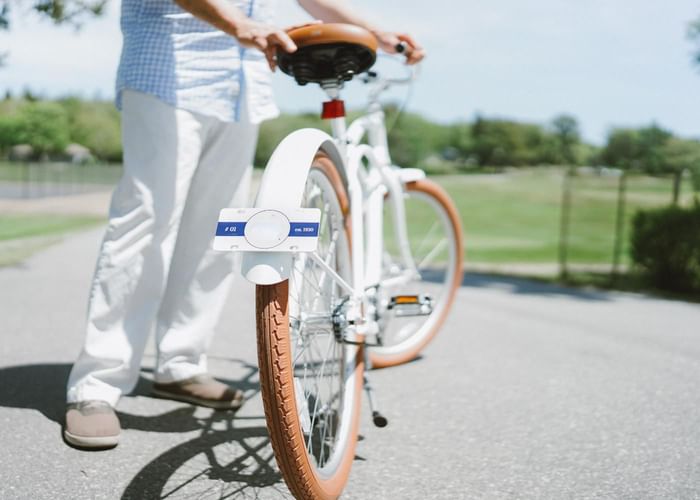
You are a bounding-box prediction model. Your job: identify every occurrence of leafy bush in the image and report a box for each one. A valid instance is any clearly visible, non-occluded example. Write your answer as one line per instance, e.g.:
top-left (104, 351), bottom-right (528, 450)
top-left (0, 100), bottom-right (71, 157)
top-left (59, 98), bottom-right (122, 161)
top-left (630, 203), bottom-right (700, 293)
top-left (0, 97), bottom-right (121, 161)
top-left (15, 101), bottom-right (71, 156)
top-left (470, 116), bottom-right (554, 167)
top-left (385, 107), bottom-right (449, 167)
top-left (0, 113), bottom-right (21, 152)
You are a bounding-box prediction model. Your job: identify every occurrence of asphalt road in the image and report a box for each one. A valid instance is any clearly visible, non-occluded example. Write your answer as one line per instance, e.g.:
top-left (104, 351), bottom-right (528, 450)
top-left (1, 227), bottom-right (700, 500)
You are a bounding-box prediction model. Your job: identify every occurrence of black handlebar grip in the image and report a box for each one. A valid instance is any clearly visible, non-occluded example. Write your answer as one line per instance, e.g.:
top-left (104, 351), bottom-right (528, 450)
top-left (395, 42), bottom-right (407, 54)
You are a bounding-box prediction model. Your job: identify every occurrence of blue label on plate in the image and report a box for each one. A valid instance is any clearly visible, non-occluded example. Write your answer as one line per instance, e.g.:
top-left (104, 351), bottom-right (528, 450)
top-left (217, 221), bottom-right (318, 237)
top-left (216, 222), bottom-right (246, 236)
top-left (288, 222), bottom-right (319, 237)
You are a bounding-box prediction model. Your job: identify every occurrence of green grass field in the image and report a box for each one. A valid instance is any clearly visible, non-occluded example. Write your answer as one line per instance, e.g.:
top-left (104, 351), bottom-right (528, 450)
top-left (0, 214), bottom-right (104, 242)
top-left (0, 214), bottom-right (104, 266)
top-left (0, 164), bottom-right (694, 273)
top-left (430, 169), bottom-right (693, 265)
top-left (0, 162), bottom-right (113, 265)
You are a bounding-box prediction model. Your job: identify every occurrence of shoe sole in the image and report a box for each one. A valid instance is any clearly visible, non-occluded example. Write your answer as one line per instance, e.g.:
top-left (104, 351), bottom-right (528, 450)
top-left (151, 387), bottom-right (244, 410)
top-left (63, 429), bottom-right (119, 449)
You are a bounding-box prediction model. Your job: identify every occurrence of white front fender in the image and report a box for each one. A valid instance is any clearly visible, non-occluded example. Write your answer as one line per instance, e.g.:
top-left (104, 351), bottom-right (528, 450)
top-left (241, 128), bottom-right (344, 285)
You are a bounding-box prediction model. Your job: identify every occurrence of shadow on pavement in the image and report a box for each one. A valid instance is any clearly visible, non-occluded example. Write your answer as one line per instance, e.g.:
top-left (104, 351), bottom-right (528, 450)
top-left (0, 363), bottom-right (72, 423)
top-left (421, 268), bottom-right (611, 302)
top-left (120, 417), bottom-right (284, 499)
top-left (0, 363), bottom-right (155, 424)
top-left (0, 361), bottom-right (285, 498)
top-left (462, 272), bottom-right (612, 301)
top-left (119, 359), bottom-right (286, 499)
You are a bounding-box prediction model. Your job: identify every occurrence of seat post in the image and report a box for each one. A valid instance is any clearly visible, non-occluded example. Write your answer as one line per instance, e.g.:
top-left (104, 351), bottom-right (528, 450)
top-left (321, 84), bottom-right (348, 144)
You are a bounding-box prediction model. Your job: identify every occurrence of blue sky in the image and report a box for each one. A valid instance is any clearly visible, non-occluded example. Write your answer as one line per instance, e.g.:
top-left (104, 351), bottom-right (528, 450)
top-left (1, 0), bottom-right (698, 144)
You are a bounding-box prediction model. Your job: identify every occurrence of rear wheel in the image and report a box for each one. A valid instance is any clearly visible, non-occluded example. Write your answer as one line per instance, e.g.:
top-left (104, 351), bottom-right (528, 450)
top-left (256, 154), bottom-right (362, 500)
top-left (370, 178), bottom-right (464, 368)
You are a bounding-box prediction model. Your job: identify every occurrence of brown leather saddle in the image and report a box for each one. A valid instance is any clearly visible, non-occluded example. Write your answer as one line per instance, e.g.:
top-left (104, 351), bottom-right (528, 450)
top-left (277, 23), bottom-right (378, 86)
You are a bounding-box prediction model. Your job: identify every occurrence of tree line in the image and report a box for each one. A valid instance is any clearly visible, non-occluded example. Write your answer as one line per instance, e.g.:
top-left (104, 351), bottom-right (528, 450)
top-left (1, 94), bottom-right (699, 191)
top-left (0, 93), bottom-right (121, 161)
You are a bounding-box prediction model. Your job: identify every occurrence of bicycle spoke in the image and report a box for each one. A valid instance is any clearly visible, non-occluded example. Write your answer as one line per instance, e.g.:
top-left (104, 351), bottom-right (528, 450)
top-left (372, 183), bottom-right (462, 366)
top-left (305, 333), bottom-right (335, 461)
top-left (263, 163), bottom-right (359, 479)
top-left (413, 220), bottom-right (442, 260)
top-left (417, 237), bottom-right (448, 269)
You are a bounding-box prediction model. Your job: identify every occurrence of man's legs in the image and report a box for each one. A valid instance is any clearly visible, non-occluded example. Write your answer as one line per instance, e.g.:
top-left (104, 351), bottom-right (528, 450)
top-left (66, 90), bottom-right (206, 407)
top-left (154, 113), bottom-right (259, 384)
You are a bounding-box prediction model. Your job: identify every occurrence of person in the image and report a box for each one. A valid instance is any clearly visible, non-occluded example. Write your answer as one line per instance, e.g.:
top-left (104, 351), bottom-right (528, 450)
top-left (63, 0), bottom-right (425, 450)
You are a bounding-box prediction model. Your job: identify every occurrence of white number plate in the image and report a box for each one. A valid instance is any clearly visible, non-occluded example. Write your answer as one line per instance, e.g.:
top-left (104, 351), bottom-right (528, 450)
top-left (213, 207), bottom-right (322, 252)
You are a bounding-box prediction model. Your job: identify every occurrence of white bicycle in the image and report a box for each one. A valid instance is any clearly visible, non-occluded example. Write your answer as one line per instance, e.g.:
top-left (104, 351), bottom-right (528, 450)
top-left (214, 24), bottom-right (464, 499)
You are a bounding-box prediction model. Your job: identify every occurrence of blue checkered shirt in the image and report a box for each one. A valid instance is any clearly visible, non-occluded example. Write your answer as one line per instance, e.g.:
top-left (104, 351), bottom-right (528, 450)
top-left (116, 0), bottom-right (279, 124)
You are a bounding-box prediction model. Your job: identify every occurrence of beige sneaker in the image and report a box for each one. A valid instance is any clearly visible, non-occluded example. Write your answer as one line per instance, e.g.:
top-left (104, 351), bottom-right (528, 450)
top-left (152, 374), bottom-right (244, 410)
top-left (64, 400), bottom-right (120, 449)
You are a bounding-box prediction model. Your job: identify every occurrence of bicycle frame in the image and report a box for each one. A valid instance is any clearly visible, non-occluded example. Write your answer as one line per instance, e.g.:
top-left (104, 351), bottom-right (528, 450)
top-left (240, 80), bottom-right (424, 339)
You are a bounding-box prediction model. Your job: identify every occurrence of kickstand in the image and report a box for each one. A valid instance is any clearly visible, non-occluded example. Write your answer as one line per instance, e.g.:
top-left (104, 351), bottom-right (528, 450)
top-left (363, 371), bottom-right (388, 428)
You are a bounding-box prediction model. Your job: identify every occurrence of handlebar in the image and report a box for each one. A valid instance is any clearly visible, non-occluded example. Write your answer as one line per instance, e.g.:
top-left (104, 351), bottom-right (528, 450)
top-left (361, 53), bottom-right (419, 96)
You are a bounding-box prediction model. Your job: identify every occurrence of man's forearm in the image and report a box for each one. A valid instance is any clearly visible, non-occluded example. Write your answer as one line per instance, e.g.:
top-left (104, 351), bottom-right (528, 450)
top-left (296, 0), bottom-right (426, 63)
top-left (297, 0), bottom-right (380, 36)
top-left (174, 0), bottom-right (297, 69)
top-left (174, 0), bottom-right (247, 38)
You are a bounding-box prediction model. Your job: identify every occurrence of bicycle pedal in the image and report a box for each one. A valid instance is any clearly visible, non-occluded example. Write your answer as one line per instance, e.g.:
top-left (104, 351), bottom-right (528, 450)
top-left (387, 295), bottom-right (433, 316)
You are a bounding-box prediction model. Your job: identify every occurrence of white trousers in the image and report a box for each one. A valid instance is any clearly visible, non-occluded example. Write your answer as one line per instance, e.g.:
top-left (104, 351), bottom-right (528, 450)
top-left (67, 90), bottom-right (259, 406)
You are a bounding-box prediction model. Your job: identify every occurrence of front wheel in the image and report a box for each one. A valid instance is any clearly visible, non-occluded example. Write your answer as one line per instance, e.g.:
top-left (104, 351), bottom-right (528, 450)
top-left (370, 178), bottom-right (464, 369)
top-left (256, 154), bottom-right (363, 500)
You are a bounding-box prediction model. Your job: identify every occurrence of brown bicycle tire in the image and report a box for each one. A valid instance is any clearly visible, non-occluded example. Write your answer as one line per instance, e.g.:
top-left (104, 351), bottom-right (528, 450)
top-left (369, 178), bottom-right (464, 369)
top-left (256, 154), bottom-right (363, 500)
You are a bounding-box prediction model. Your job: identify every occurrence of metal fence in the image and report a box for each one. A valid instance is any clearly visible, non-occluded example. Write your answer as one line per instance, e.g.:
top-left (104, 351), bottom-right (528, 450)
top-left (1, 162), bottom-right (693, 280)
top-left (0, 162), bottom-right (122, 199)
top-left (557, 167), bottom-right (694, 278)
